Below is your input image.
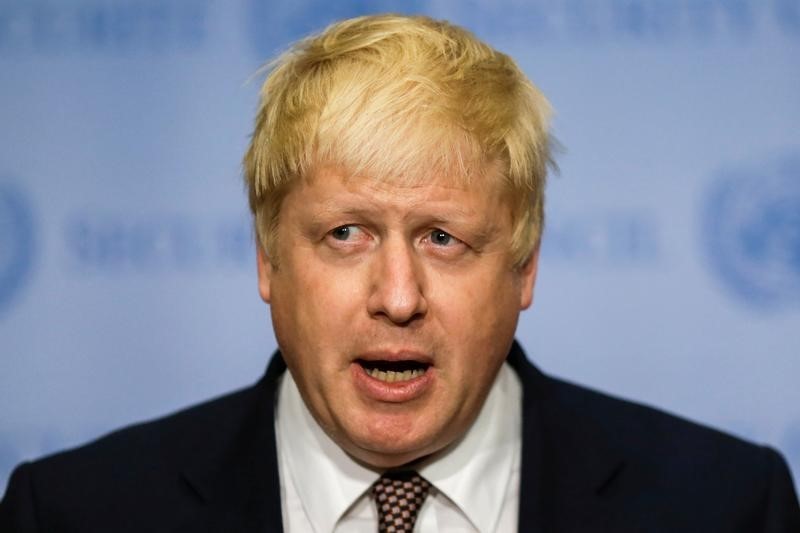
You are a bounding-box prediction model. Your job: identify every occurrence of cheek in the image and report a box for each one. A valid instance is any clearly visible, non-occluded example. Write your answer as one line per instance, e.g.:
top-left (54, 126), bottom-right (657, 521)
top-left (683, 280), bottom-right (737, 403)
top-left (303, 262), bottom-right (364, 317)
top-left (430, 267), bottom-right (520, 332)
top-left (272, 259), bottom-right (365, 351)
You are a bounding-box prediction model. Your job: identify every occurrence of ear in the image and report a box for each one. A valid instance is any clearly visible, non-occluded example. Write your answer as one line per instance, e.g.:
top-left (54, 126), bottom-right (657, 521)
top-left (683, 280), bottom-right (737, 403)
top-left (256, 241), bottom-right (272, 304)
top-left (518, 247), bottom-right (540, 310)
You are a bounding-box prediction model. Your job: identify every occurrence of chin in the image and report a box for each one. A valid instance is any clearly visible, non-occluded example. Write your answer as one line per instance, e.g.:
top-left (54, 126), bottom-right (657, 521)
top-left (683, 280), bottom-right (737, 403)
top-left (350, 444), bottom-right (432, 469)
top-left (343, 424), bottom-right (445, 468)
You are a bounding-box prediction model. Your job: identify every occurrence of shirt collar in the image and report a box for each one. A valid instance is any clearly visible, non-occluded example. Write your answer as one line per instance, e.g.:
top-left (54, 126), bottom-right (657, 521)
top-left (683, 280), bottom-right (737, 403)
top-left (276, 373), bottom-right (378, 533)
top-left (417, 363), bottom-right (522, 533)
top-left (277, 362), bottom-right (522, 533)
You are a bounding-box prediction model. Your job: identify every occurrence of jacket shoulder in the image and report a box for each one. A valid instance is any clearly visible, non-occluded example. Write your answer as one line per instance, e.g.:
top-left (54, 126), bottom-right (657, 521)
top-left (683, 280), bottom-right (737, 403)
top-left (548, 375), bottom-right (758, 456)
top-left (39, 381), bottom-right (261, 472)
top-left (539, 375), bottom-right (800, 530)
top-left (1, 381), bottom-right (267, 532)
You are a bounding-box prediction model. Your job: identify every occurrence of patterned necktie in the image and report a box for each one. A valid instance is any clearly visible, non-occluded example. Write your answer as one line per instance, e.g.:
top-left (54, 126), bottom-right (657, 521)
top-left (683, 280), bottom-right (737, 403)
top-left (372, 471), bottom-right (431, 532)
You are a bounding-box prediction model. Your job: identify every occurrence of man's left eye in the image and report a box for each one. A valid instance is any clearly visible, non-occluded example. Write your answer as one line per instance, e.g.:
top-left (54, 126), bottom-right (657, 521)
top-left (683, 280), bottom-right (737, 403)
top-left (430, 229), bottom-right (456, 246)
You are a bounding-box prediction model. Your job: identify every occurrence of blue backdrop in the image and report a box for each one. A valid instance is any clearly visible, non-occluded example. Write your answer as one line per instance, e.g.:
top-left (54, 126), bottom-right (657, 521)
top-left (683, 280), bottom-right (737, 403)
top-left (1, 0), bottom-right (799, 495)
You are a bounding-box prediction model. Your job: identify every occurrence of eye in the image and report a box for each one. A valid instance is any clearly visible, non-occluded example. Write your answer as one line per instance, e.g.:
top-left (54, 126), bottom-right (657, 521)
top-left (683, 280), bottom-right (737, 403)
top-left (326, 225), bottom-right (371, 250)
top-left (429, 229), bottom-right (457, 246)
top-left (422, 228), bottom-right (469, 258)
top-left (330, 225), bottom-right (361, 241)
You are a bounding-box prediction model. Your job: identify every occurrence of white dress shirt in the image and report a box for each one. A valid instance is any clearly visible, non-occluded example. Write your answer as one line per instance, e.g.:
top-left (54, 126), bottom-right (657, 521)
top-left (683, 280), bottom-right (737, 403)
top-left (275, 362), bottom-right (522, 532)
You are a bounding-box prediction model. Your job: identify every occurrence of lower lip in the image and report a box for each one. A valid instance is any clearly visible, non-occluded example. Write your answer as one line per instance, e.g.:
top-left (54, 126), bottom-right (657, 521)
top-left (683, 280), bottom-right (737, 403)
top-left (351, 363), bottom-right (434, 402)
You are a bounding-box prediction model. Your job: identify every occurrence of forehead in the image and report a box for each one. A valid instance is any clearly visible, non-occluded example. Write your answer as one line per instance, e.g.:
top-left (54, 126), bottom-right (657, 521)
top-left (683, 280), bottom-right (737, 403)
top-left (306, 154), bottom-right (506, 194)
top-left (295, 162), bottom-right (510, 209)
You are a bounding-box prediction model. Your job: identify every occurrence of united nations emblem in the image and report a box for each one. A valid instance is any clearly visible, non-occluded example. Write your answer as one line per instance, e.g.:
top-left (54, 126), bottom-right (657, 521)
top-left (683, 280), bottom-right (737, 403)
top-left (0, 182), bottom-right (35, 316)
top-left (703, 153), bottom-right (800, 309)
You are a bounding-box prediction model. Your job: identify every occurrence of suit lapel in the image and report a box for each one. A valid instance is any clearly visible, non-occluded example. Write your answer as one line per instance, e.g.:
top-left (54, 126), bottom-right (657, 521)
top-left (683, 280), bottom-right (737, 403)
top-left (178, 355), bottom-right (287, 533)
top-left (508, 342), bottom-right (625, 532)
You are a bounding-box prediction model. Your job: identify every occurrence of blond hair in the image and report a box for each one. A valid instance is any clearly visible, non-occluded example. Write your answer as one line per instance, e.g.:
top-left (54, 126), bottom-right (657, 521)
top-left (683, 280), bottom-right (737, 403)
top-left (243, 14), bottom-right (553, 267)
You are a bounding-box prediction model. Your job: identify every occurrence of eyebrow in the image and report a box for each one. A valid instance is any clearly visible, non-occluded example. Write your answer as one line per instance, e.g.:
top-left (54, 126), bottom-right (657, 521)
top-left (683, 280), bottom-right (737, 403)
top-left (313, 193), bottom-right (478, 218)
top-left (308, 200), bottom-right (480, 227)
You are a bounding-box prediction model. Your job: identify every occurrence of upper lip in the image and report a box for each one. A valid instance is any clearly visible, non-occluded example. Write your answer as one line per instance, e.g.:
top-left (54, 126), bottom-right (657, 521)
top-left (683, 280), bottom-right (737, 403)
top-left (355, 350), bottom-right (433, 365)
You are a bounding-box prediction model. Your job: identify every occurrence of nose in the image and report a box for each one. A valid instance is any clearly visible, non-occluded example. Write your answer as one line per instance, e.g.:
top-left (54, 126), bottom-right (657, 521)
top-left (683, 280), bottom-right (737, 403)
top-left (367, 238), bottom-right (428, 325)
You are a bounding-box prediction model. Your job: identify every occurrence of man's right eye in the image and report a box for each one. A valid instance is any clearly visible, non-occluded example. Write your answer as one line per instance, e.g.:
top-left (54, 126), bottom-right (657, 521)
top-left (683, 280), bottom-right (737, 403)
top-left (330, 225), bottom-right (360, 241)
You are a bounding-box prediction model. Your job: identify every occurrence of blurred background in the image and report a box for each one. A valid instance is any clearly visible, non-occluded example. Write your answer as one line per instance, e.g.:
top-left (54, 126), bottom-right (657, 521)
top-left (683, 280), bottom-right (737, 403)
top-left (1, 0), bottom-right (798, 495)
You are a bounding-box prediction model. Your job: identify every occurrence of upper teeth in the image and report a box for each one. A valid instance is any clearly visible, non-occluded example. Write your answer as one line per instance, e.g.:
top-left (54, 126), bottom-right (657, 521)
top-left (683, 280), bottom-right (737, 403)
top-left (366, 368), bottom-right (425, 382)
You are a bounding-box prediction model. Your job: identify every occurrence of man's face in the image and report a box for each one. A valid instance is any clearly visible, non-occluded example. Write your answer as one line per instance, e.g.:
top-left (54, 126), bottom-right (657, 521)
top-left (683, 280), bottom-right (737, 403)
top-left (258, 166), bottom-right (538, 468)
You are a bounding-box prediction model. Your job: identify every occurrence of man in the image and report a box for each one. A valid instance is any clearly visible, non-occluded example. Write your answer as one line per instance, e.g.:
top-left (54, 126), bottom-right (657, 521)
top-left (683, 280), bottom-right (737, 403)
top-left (1, 14), bottom-right (798, 532)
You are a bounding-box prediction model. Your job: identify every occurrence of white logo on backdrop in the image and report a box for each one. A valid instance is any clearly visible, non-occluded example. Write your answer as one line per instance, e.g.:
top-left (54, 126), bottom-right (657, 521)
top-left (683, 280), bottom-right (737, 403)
top-left (703, 152), bottom-right (800, 309)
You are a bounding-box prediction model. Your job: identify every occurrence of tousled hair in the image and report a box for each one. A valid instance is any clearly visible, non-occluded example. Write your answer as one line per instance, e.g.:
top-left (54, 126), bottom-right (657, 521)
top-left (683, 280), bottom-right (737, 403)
top-left (243, 14), bottom-right (554, 267)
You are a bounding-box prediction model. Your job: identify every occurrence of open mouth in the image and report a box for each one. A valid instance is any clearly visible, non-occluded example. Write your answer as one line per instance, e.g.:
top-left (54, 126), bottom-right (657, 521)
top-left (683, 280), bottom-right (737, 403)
top-left (357, 359), bottom-right (430, 383)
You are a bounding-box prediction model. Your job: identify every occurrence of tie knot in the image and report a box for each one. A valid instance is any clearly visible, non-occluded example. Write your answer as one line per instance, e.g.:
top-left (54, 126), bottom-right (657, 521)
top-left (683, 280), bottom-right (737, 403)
top-left (372, 471), bottom-right (431, 532)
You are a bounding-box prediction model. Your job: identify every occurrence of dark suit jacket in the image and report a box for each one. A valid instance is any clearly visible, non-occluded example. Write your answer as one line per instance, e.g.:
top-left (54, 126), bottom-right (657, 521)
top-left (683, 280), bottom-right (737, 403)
top-left (1, 342), bottom-right (799, 532)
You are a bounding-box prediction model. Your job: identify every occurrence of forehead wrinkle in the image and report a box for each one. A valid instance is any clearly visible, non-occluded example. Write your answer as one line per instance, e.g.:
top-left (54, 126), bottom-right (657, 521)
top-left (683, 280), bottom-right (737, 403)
top-left (315, 182), bottom-right (486, 224)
